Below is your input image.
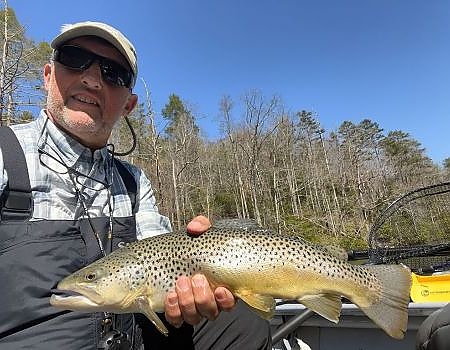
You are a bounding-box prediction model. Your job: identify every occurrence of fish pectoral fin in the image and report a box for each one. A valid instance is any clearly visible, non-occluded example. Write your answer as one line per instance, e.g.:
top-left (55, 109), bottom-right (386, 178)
top-left (235, 290), bottom-right (275, 319)
top-left (142, 308), bottom-right (169, 337)
top-left (136, 297), bottom-right (169, 336)
top-left (298, 294), bottom-right (342, 323)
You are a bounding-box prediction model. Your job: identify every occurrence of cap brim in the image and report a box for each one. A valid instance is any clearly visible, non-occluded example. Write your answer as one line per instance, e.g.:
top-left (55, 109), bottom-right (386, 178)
top-left (51, 22), bottom-right (137, 86)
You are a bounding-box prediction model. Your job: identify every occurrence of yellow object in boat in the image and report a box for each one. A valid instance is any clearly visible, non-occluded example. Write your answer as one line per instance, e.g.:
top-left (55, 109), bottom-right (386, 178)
top-left (410, 272), bottom-right (450, 302)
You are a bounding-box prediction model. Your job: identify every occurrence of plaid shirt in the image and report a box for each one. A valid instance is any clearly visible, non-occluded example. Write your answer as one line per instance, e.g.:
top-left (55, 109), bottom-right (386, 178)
top-left (0, 110), bottom-right (171, 239)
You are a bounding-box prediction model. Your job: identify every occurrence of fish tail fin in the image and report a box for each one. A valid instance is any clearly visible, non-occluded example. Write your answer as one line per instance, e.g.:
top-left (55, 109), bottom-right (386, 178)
top-left (359, 264), bottom-right (411, 339)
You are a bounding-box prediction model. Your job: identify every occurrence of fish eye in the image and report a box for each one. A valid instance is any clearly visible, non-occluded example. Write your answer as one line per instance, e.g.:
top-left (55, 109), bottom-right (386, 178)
top-left (85, 273), bottom-right (96, 281)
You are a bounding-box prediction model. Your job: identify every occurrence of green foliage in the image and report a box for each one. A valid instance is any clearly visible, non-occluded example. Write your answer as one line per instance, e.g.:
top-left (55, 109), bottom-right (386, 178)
top-left (17, 110), bottom-right (33, 123)
top-left (162, 94), bottom-right (187, 120)
top-left (283, 215), bottom-right (328, 244)
top-left (380, 130), bottom-right (429, 167)
top-left (25, 41), bottom-right (52, 76)
top-left (443, 158), bottom-right (450, 173)
top-left (1, 6), bottom-right (50, 124)
top-left (336, 233), bottom-right (368, 251)
top-left (213, 191), bottom-right (236, 217)
top-left (161, 94), bottom-right (199, 137)
top-left (444, 158), bottom-right (450, 167)
top-left (338, 118), bottom-right (383, 162)
top-left (297, 110), bottom-right (324, 137)
top-left (0, 8), bottom-right (22, 39)
top-left (281, 215), bottom-right (368, 250)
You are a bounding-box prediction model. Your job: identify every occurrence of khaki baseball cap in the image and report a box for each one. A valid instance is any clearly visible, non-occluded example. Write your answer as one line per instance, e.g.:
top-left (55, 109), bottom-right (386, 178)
top-left (51, 21), bottom-right (137, 87)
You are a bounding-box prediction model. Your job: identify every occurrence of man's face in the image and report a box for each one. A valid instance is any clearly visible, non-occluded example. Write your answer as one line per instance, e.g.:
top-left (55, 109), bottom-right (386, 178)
top-left (43, 36), bottom-right (137, 149)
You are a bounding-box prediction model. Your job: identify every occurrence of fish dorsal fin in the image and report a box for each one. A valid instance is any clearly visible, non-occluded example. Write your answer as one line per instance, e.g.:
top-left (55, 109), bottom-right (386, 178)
top-left (136, 297), bottom-right (169, 336)
top-left (298, 294), bottom-right (342, 323)
top-left (235, 289), bottom-right (275, 319)
top-left (212, 218), bottom-right (268, 232)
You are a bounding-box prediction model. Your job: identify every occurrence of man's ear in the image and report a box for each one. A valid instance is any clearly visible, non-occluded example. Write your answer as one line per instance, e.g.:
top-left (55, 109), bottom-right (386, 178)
top-left (124, 93), bottom-right (138, 115)
top-left (43, 63), bottom-right (52, 91)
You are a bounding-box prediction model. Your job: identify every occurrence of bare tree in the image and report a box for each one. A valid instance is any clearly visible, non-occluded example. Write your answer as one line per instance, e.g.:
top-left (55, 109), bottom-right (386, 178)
top-left (219, 95), bottom-right (249, 218)
top-left (0, 4), bottom-right (51, 125)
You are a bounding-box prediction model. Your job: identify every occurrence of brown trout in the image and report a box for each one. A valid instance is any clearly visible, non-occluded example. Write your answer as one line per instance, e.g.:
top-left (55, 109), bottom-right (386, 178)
top-left (50, 220), bottom-right (411, 339)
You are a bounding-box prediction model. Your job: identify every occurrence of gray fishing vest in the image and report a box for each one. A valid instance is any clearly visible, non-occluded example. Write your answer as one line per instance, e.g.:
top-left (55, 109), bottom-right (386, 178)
top-left (0, 126), bottom-right (140, 349)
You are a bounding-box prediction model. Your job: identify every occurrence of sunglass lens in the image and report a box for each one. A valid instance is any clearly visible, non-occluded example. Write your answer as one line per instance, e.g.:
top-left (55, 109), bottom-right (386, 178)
top-left (100, 60), bottom-right (133, 88)
top-left (56, 46), bottom-right (92, 70)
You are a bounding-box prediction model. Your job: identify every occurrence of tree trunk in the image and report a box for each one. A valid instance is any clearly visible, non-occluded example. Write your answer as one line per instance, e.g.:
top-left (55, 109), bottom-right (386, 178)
top-left (0, 2), bottom-right (8, 125)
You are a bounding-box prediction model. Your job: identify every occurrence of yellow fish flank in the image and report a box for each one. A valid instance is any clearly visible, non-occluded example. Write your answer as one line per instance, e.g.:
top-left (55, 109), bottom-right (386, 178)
top-left (50, 223), bottom-right (412, 339)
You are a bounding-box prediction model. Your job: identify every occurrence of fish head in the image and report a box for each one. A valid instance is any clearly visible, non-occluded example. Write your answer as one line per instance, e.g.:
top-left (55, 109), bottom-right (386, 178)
top-left (50, 251), bottom-right (147, 313)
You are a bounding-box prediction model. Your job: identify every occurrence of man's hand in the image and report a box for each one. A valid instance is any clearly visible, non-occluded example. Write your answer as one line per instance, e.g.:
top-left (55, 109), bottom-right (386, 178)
top-left (164, 215), bottom-right (236, 327)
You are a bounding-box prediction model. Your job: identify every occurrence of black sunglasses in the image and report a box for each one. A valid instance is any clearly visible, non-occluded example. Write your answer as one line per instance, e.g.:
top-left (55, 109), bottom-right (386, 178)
top-left (53, 45), bottom-right (134, 88)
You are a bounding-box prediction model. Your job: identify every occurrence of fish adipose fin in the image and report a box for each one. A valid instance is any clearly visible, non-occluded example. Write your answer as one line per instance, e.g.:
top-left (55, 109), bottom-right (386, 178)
top-left (298, 294), bottom-right (342, 323)
top-left (136, 297), bottom-right (169, 336)
top-left (359, 264), bottom-right (411, 340)
top-left (236, 290), bottom-right (276, 319)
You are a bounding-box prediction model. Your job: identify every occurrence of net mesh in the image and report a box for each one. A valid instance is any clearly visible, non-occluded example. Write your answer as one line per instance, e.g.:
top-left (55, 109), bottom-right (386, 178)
top-left (368, 182), bottom-right (450, 272)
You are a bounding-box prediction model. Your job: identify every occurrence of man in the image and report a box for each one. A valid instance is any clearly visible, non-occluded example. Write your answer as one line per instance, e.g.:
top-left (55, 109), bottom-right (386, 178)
top-left (0, 22), bottom-right (271, 349)
top-left (416, 303), bottom-right (450, 350)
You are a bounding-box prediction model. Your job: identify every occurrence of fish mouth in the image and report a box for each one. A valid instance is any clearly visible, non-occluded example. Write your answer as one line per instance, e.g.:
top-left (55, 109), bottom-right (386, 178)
top-left (50, 288), bottom-right (102, 310)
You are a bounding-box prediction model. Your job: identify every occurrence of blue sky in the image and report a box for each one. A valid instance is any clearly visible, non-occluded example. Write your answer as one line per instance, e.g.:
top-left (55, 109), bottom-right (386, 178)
top-left (8, 0), bottom-right (450, 165)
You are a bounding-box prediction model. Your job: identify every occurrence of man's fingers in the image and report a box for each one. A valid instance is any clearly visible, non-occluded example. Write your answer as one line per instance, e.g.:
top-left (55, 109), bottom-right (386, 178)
top-left (175, 276), bottom-right (202, 325)
top-left (214, 286), bottom-right (236, 311)
top-left (164, 291), bottom-right (183, 328)
top-left (164, 275), bottom-right (235, 328)
top-left (186, 215), bottom-right (211, 236)
top-left (191, 274), bottom-right (219, 320)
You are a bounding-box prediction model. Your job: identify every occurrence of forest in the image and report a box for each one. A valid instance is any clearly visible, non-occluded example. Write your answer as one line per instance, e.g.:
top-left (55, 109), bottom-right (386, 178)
top-left (2, 7), bottom-right (450, 250)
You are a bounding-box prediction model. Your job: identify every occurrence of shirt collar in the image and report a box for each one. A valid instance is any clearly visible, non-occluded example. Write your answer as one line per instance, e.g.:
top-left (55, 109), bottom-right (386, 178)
top-left (36, 110), bottom-right (110, 168)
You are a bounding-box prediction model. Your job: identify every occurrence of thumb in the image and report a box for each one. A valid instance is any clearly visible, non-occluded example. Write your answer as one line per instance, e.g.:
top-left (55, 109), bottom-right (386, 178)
top-left (186, 215), bottom-right (211, 236)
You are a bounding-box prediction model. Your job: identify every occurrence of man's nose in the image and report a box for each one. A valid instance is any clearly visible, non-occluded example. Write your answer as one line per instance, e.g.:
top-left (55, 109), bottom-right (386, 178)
top-left (80, 62), bottom-right (103, 89)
